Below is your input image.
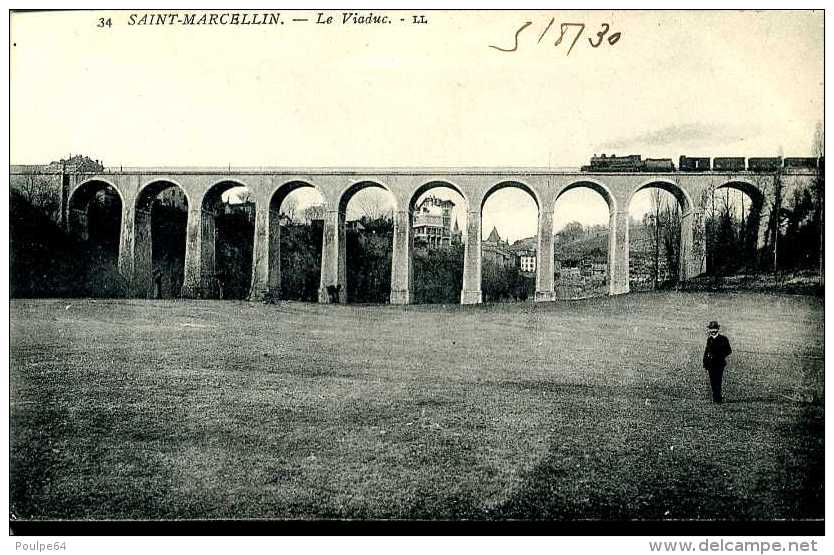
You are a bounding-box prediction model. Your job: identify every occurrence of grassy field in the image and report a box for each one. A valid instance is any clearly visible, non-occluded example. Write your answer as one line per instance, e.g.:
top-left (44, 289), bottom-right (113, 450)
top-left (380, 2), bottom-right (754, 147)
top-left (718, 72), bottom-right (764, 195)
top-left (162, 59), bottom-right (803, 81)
top-left (9, 292), bottom-right (824, 521)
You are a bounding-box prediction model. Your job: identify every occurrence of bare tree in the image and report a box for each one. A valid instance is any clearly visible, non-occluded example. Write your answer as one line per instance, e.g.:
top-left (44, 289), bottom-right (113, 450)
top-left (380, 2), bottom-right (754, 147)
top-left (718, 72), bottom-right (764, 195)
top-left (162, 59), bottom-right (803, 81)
top-left (280, 195), bottom-right (298, 222)
top-left (661, 200), bottom-right (681, 282)
top-left (639, 189), bottom-right (682, 288)
top-left (354, 192), bottom-right (392, 221)
top-left (642, 188), bottom-right (664, 289)
top-left (714, 186), bottom-right (740, 277)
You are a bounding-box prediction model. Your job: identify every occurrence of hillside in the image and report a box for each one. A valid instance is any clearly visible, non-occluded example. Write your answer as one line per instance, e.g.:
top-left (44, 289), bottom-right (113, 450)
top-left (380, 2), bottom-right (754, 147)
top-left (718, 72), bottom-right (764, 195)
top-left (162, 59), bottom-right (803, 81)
top-left (509, 225), bottom-right (656, 262)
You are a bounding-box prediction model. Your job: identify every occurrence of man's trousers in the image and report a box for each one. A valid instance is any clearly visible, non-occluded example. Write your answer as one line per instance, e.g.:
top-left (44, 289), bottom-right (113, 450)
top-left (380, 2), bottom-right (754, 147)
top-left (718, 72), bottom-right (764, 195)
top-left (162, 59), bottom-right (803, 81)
top-left (706, 365), bottom-right (724, 403)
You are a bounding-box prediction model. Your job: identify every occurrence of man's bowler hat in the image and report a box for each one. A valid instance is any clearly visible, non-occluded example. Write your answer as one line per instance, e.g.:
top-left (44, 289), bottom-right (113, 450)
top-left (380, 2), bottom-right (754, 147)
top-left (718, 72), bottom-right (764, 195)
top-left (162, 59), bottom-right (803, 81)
top-left (707, 321), bottom-right (720, 330)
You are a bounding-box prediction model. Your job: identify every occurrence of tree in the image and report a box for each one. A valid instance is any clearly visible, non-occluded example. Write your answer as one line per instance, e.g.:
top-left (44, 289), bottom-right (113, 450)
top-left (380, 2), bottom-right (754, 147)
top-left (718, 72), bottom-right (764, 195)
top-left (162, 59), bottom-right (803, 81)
top-left (151, 204), bottom-right (188, 298)
top-left (17, 174), bottom-right (61, 222)
top-left (280, 195), bottom-right (298, 222)
top-left (558, 221), bottom-right (585, 244)
top-left (280, 221), bottom-right (323, 301)
top-left (354, 192), bottom-right (393, 221)
top-left (704, 184), bottom-right (761, 279)
top-left (215, 210), bottom-right (254, 299)
top-left (642, 189), bottom-right (664, 289)
top-left (639, 190), bottom-right (682, 288)
top-left (758, 168), bottom-right (785, 277)
top-left (345, 215), bottom-right (393, 303)
top-left (413, 243), bottom-right (464, 304)
top-left (714, 187), bottom-right (739, 276)
top-left (661, 200), bottom-right (681, 281)
top-left (745, 162), bottom-right (825, 282)
top-left (813, 122), bottom-right (824, 286)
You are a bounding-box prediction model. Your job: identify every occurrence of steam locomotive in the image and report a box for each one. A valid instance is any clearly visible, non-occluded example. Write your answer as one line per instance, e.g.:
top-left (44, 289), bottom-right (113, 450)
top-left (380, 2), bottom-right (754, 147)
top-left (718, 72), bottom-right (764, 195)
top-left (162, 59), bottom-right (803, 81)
top-left (580, 154), bottom-right (822, 172)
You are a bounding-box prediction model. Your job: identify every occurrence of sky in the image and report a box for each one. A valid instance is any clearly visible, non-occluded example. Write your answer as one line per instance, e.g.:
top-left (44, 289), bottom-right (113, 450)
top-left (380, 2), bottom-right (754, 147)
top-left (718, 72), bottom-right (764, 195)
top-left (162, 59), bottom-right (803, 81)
top-left (10, 10), bottom-right (824, 241)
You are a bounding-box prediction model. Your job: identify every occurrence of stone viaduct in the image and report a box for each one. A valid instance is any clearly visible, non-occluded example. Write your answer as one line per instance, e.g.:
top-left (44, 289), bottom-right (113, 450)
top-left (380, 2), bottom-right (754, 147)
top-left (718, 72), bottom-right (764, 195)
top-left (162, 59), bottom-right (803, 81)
top-left (17, 166), bottom-right (818, 304)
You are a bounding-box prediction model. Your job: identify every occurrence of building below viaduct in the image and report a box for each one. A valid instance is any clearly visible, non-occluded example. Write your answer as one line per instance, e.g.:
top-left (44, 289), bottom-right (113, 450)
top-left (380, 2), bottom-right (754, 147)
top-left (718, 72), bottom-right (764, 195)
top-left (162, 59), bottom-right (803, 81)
top-left (10, 166), bottom-right (818, 304)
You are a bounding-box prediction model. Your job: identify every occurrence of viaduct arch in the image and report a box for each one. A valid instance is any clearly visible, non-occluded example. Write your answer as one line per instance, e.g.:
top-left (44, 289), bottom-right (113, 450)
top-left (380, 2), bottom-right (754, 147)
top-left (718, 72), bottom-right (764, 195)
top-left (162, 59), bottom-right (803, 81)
top-left (263, 180), bottom-right (323, 301)
top-left (551, 180), bottom-right (617, 297)
top-left (480, 181), bottom-right (540, 302)
top-left (67, 179), bottom-right (123, 243)
top-left (131, 179), bottom-right (190, 298)
top-left (406, 180), bottom-right (469, 304)
top-left (57, 167), bottom-right (815, 304)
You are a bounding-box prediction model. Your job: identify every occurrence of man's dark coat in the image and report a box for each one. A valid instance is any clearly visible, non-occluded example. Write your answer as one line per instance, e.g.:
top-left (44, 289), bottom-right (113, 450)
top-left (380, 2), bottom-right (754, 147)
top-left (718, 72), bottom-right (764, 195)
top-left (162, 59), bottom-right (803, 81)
top-left (703, 332), bottom-right (732, 403)
top-left (703, 334), bottom-right (732, 369)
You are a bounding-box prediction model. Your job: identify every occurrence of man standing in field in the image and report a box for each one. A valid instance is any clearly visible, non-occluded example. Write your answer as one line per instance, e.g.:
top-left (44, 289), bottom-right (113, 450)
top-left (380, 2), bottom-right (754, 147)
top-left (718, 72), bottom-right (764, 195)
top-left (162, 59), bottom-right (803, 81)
top-left (703, 321), bottom-right (732, 403)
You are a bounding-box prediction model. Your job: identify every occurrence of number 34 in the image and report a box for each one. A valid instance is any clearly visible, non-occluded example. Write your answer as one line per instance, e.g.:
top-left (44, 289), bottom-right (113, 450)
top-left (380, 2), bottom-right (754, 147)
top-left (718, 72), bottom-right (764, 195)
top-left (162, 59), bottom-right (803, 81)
top-left (97, 17), bottom-right (112, 28)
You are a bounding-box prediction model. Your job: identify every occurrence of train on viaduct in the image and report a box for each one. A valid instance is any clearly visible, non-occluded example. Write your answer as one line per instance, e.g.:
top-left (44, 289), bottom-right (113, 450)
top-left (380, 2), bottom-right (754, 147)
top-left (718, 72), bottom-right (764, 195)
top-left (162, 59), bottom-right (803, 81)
top-left (10, 160), bottom-right (819, 304)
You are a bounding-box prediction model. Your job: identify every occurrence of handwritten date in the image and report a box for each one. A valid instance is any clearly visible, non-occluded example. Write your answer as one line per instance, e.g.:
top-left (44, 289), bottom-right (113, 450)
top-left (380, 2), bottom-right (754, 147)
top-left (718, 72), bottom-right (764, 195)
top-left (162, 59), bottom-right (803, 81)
top-left (489, 19), bottom-right (621, 55)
